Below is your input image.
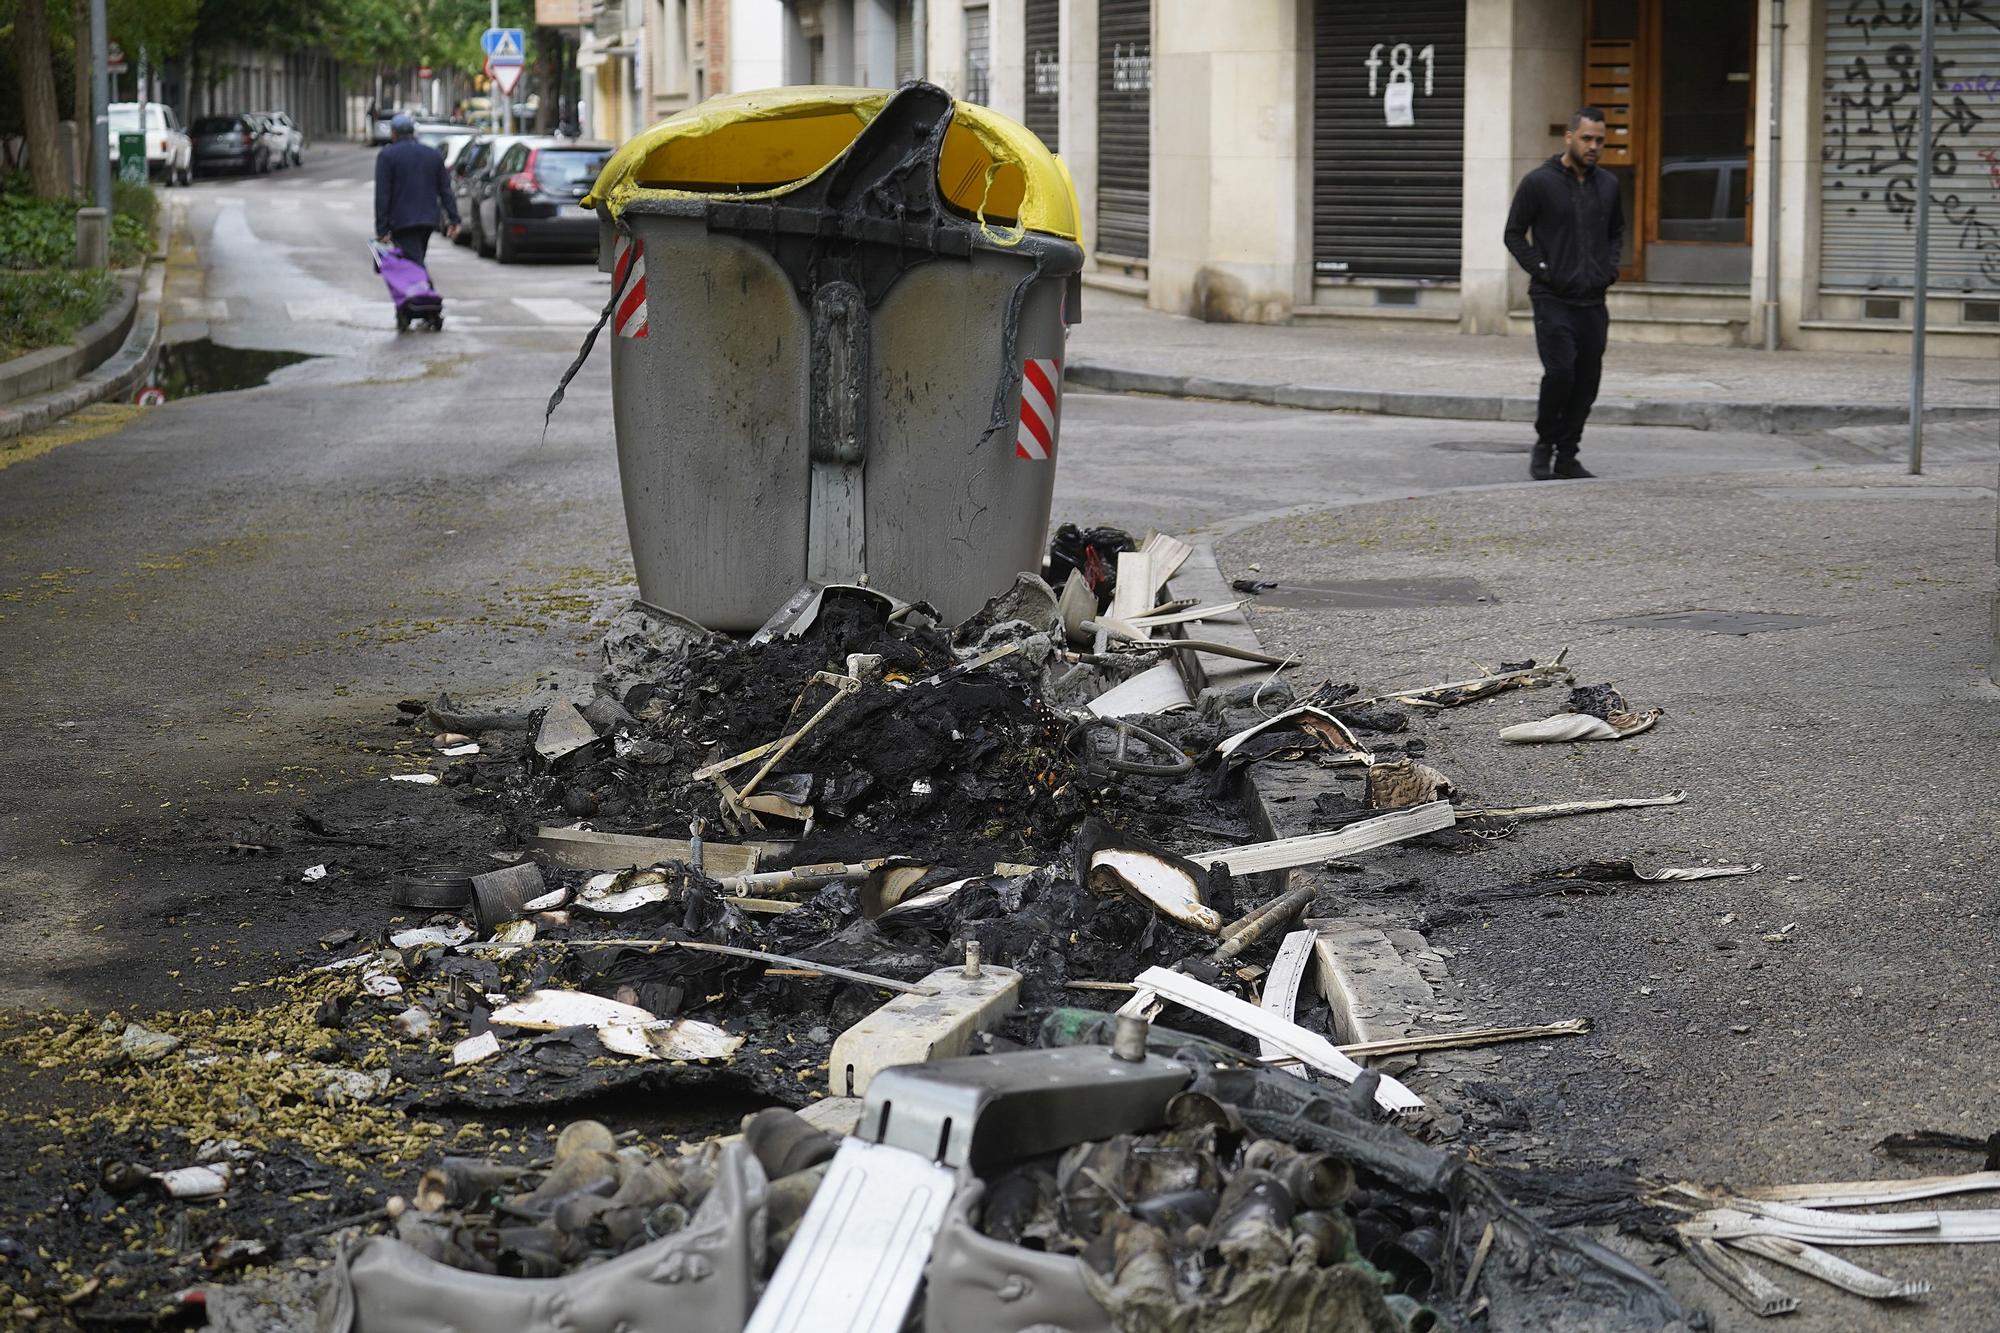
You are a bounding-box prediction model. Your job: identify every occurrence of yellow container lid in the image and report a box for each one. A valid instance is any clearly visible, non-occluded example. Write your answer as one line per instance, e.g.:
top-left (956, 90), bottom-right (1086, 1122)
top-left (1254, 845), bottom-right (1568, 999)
top-left (584, 85), bottom-right (1080, 244)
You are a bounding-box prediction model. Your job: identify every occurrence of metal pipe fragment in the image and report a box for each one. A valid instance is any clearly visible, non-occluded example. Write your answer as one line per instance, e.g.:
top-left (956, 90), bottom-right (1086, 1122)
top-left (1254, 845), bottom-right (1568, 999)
top-left (1211, 885), bottom-right (1317, 964)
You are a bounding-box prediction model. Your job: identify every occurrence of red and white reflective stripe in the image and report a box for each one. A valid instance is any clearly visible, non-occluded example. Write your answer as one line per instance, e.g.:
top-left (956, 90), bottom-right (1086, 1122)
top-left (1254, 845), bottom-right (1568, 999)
top-left (1015, 357), bottom-right (1060, 460)
top-left (612, 233), bottom-right (649, 339)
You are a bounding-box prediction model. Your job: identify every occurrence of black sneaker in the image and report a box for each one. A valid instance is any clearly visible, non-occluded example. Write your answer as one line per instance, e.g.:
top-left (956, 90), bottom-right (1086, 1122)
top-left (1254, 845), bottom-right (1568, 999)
top-left (1530, 446), bottom-right (1555, 481)
top-left (1554, 458), bottom-right (1596, 479)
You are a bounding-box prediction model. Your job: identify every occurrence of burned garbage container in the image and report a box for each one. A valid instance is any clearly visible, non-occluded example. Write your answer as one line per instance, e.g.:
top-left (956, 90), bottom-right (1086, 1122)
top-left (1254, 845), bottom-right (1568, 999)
top-left (584, 82), bottom-right (1084, 631)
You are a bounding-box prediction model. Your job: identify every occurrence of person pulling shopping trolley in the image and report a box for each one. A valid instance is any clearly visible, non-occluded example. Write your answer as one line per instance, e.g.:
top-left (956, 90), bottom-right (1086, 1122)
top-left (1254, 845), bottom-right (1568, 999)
top-left (373, 112), bottom-right (458, 332)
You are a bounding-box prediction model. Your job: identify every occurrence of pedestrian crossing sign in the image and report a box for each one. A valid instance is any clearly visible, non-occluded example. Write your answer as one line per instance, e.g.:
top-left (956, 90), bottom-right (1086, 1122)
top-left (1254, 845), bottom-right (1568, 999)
top-left (482, 27), bottom-right (526, 63)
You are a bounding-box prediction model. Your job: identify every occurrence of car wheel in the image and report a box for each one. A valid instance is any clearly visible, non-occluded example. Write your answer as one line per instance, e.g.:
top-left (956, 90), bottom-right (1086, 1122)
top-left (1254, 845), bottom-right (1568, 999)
top-left (476, 221), bottom-right (495, 257)
top-left (494, 224), bottom-right (516, 264)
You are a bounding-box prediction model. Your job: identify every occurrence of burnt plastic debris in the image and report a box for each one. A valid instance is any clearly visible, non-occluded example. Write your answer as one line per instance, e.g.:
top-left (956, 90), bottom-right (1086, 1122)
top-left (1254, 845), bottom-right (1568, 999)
top-left (1049, 524), bottom-right (1139, 604)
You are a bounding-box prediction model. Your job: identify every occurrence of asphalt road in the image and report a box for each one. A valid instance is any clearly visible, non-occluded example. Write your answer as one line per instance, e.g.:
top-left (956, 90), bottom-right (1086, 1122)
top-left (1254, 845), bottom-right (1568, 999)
top-left (1, 143), bottom-right (1995, 1328)
top-left (0, 143), bottom-right (1877, 1014)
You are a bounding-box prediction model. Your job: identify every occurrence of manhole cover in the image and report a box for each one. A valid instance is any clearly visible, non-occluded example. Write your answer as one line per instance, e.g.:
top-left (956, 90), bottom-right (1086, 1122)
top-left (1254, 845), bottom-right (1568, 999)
top-left (1433, 439), bottom-right (1532, 454)
top-left (1247, 577), bottom-right (1496, 610)
top-left (1596, 610), bottom-right (1832, 635)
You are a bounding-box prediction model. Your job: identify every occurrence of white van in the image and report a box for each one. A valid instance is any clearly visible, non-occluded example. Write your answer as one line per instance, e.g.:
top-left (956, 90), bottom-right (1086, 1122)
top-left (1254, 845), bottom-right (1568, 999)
top-left (108, 102), bottom-right (192, 186)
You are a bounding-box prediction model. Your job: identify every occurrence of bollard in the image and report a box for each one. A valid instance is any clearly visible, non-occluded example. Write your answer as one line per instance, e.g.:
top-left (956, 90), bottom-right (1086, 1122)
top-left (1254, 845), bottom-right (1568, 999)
top-left (75, 207), bottom-right (109, 269)
top-left (57, 121), bottom-right (81, 194)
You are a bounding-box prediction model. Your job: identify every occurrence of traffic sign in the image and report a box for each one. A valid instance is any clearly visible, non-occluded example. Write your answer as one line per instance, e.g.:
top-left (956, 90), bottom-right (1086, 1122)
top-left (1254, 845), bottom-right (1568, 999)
top-left (482, 27), bottom-right (525, 63)
top-left (134, 385), bottom-right (166, 407)
top-left (418, 65), bottom-right (433, 80)
top-left (490, 62), bottom-right (525, 96)
top-left (106, 40), bottom-right (127, 74)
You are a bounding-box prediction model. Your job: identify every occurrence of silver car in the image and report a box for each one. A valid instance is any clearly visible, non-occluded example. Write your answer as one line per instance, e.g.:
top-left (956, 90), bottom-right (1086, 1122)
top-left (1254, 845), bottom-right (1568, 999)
top-left (249, 111), bottom-right (305, 167)
top-left (243, 113), bottom-right (290, 170)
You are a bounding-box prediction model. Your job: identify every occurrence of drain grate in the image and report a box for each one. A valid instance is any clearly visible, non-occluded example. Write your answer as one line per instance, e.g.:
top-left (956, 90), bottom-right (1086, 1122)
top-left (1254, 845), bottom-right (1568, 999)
top-left (1249, 577), bottom-right (1496, 610)
top-left (1596, 610), bottom-right (1832, 635)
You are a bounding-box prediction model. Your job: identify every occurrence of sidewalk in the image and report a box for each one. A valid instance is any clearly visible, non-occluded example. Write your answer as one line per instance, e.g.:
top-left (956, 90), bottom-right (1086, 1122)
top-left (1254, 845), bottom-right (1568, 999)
top-left (1067, 290), bottom-right (2000, 433)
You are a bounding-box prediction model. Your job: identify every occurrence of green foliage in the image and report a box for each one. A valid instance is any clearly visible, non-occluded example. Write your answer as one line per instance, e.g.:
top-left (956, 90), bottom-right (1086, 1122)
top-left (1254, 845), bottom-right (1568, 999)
top-left (0, 267), bottom-right (118, 360)
top-left (0, 174), bottom-right (156, 270)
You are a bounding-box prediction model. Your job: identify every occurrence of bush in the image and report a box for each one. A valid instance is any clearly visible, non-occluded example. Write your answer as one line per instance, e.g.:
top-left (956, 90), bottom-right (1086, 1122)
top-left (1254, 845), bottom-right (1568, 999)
top-left (0, 268), bottom-right (119, 360)
top-left (0, 173), bottom-right (159, 270)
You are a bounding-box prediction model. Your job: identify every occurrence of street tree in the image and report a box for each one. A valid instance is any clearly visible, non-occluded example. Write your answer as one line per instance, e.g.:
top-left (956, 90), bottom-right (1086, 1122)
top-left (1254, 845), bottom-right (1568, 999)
top-left (11, 0), bottom-right (65, 197)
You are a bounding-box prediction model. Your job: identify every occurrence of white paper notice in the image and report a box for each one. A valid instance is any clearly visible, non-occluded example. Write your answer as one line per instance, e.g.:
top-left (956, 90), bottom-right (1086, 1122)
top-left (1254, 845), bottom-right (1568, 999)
top-left (1384, 83), bottom-right (1415, 127)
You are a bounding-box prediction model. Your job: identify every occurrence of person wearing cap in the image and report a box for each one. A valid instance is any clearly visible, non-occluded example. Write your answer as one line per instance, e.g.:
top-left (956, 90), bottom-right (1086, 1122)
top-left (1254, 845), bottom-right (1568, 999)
top-left (374, 112), bottom-right (458, 264)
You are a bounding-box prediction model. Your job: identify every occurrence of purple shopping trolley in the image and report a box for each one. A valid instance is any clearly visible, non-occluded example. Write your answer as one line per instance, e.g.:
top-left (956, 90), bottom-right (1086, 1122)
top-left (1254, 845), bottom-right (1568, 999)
top-left (368, 242), bottom-right (444, 332)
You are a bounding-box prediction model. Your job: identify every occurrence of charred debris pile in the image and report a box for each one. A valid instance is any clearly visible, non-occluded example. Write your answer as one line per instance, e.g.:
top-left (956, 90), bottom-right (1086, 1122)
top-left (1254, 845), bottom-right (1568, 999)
top-left (8, 533), bottom-right (1800, 1331)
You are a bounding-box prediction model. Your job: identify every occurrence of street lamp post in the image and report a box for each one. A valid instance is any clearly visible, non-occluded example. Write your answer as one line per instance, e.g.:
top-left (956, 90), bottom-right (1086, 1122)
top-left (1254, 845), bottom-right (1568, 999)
top-left (90, 0), bottom-right (111, 210)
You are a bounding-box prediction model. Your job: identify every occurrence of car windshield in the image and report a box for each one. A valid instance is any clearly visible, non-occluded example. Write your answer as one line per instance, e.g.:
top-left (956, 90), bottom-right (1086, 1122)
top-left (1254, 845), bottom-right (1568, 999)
top-left (109, 108), bottom-right (141, 133)
top-left (193, 117), bottom-right (240, 134)
top-left (536, 150), bottom-right (612, 190)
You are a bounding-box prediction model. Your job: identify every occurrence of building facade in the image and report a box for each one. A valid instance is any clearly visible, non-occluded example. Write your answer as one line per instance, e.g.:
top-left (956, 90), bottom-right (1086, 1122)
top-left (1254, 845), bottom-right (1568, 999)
top-left (897, 0), bottom-right (2000, 356)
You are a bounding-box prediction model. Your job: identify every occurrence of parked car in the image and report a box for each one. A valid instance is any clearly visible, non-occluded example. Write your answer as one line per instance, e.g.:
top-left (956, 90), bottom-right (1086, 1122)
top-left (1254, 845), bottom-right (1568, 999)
top-left (190, 115), bottom-right (271, 176)
top-left (107, 102), bottom-right (192, 186)
top-left (416, 125), bottom-right (480, 230)
top-left (450, 134), bottom-right (532, 251)
top-left (250, 110), bottom-right (305, 167)
top-left (366, 107), bottom-right (415, 146)
top-left (243, 114), bottom-right (290, 170)
top-left (476, 139), bottom-right (613, 263)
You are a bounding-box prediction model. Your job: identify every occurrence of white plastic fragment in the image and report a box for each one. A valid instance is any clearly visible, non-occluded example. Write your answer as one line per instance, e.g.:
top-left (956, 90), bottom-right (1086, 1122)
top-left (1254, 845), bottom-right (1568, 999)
top-left (490, 919), bottom-right (537, 946)
top-left (361, 969), bottom-right (404, 998)
top-left (522, 886), bottom-right (568, 912)
top-left (490, 989), bottom-right (744, 1062)
top-left (1498, 714), bottom-right (1624, 743)
top-left (436, 742), bottom-right (480, 757)
top-left (1122, 965), bottom-right (1426, 1116)
top-left (451, 1031), bottom-right (501, 1066)
top-left (1089, 849), bottom-right (1222, 933)
top-left (390, 773), bottom-right (441, 785)
top-left (152, 1165), bottom-right (232, 1199)
top-left (301, 864), bottom-right (328, 882)
top-left (393, 1007), bottom-right (434, 1039)
top-left (389, 923), bottom-right (475, 950)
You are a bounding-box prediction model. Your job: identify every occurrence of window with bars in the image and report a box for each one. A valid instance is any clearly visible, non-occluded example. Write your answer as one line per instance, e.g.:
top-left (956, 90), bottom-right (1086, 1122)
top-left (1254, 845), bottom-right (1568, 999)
top-left (965, 4), bottom-right (991, 105)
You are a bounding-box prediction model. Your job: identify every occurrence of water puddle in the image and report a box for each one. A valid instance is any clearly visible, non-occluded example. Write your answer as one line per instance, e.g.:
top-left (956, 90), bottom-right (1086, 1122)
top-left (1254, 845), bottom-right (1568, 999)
top-left (137, 338), bottom-right (317, 404)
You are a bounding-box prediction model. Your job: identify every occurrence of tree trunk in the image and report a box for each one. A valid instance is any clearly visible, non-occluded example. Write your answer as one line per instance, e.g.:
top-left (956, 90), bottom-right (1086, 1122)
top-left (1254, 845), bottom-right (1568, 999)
top-left (534, 28), bottom-right (559, 132)
top-left (16, 0), bottom-right (67, 199)
top-left (74, 0), bottom-right (93, 196)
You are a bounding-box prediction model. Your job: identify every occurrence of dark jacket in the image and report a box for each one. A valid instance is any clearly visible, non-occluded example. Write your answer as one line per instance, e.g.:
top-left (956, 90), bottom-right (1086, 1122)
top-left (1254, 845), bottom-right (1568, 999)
top-left (375, 137), bottom-right (458, 236)
top-left (1503, 154), bottom-right (1623, 306)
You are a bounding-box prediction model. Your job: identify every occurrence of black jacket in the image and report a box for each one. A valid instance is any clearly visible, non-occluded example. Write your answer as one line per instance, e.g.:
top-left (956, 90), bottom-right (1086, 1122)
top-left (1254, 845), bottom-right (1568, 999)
top-left (375, 137), bottom-right (458, 236)
top-left (1503, 154), bottom-right (1623, 305)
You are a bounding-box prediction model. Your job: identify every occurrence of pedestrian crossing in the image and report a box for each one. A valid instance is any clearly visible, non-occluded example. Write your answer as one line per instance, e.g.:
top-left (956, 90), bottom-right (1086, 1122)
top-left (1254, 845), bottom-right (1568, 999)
top-left (174, 294), bottom-right (606, 332)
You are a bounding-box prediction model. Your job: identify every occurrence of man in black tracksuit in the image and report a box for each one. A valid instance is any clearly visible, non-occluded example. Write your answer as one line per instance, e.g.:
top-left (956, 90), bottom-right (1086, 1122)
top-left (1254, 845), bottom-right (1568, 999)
top-left (1504, 108), bottom-right (1623, 480)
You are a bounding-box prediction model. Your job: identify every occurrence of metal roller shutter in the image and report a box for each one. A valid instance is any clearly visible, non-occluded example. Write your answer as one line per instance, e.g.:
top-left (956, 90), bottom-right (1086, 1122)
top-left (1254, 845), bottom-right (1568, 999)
top-left (1097, 0), bottom-right (1151, 260)
top-left (896, 0), bottom-right (915, 84)
top-left (1024, 0), bottom-right (1060, 151)
top-left (1312, 0), bottom-right (1466, 281)
top-left (1820, 13), bottom-right (2000, 292)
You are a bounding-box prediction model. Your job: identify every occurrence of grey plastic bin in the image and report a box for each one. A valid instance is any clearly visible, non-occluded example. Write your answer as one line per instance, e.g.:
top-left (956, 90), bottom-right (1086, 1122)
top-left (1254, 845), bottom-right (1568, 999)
top-left (591, 82), bottom-right (1085, 630)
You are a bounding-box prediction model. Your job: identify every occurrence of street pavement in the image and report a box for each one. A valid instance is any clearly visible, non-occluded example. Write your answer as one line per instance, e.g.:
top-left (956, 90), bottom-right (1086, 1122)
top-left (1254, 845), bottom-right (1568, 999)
top-left (0, 142), bottom-right (1995, 1329)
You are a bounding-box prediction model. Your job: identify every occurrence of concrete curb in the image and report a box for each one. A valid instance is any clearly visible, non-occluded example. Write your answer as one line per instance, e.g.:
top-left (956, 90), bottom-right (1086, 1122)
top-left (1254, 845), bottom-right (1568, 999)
top-left (1071, 359), bottom-right (2000, 435)
top-left (1162, 544), bottom-right (1438, 1055)
top-left (0, 262), bottom-right (163, 442)
top-left (0, 269), bottom-right (142, 406)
